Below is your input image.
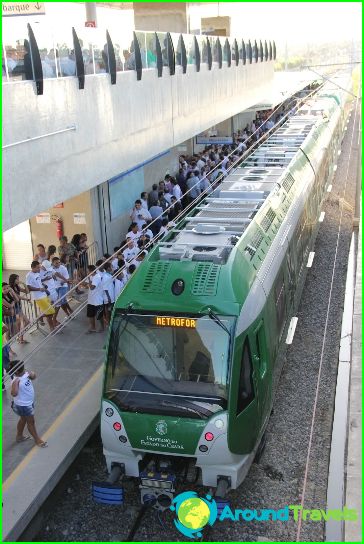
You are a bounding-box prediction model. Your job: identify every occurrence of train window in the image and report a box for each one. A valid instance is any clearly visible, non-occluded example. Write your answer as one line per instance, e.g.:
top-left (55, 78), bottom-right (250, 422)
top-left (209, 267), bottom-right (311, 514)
top-left (274, 271), bottom-right (286, 339)
top-left (237, 339), bottom-right (255, 413)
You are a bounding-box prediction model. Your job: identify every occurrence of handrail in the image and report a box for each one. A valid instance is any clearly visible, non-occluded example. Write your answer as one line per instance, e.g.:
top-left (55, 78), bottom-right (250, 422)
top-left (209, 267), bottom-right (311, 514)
top-left (3, 83), bottom-right (325, 378)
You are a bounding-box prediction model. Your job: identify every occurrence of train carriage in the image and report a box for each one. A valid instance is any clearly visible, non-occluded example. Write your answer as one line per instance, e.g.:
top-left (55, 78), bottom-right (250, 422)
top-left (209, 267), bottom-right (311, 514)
top-left (99, 77), bottom-right (351, 508)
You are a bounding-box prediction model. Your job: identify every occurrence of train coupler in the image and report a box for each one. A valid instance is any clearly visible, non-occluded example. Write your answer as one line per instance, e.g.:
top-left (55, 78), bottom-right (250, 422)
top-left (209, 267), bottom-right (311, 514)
top-left (139, 468), bottom-right (176, 510)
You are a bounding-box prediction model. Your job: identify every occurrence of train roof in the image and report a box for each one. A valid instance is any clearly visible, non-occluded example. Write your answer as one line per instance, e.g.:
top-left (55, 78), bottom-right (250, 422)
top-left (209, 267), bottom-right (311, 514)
top-left (158, 114), bottom-right (319, 266)
top-left (115, 83), bottom-right (346, 314)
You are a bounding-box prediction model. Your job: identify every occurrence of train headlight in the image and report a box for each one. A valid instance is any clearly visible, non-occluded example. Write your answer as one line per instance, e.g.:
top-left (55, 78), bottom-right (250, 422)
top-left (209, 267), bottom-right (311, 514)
top-left (105, 407), bottom-right (114, 417)
top-left (118, 435), bottom-right (127, 443)
top-left (113, 422), bottom-right (122, 431)
top-left (205, 432), bottom-right (214, 441)
top-left (199, 445), bottom-right (208, 452)
top-left (214, 419), bottom-right (224, 429)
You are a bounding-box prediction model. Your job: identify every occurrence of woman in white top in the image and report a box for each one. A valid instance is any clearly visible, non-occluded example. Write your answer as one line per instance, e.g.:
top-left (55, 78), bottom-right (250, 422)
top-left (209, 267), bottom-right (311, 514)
top-left (10, 360), bottom-right (47, 447)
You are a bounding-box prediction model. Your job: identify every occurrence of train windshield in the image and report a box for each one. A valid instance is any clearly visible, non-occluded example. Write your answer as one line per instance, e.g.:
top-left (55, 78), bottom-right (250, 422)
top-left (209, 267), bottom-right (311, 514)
top-left (104, 313), bottom-right (233, 419)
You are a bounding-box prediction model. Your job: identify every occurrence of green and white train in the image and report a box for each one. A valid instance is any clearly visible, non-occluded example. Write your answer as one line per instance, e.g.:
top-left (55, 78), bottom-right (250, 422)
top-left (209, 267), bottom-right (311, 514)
top-left (99, 77), bottom-right (351, 508)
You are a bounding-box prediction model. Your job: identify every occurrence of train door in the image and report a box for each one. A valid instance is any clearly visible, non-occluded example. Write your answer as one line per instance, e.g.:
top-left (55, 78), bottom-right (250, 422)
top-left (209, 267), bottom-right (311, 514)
top-left (228, 337), bottom-right (260, 454)
top-left (251, 320), bottom-right (271, 425)
top-left (285, 247), bottom-right (296, 311)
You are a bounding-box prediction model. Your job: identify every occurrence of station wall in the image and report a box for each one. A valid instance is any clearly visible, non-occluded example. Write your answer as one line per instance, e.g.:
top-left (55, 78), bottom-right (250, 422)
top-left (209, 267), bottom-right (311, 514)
top-left (3, 60), bottom-right (274, 232)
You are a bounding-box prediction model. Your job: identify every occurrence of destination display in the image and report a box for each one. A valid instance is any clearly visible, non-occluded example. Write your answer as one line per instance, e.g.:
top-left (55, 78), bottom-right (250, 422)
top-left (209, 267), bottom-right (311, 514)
top-left (153, 316), bottom-right (196, 328)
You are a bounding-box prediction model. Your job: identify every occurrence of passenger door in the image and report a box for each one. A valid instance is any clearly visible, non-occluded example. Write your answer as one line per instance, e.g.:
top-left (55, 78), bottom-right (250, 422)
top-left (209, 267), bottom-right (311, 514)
top-left (251, 321), bottom-right (271, 426)
top-left (228, 337), bottom-right (260, 454)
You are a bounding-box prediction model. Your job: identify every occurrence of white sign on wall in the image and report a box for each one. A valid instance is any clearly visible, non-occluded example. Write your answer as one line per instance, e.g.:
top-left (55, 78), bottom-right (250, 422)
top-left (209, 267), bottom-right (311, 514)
top-left (36, 212), bottom-right (50, 224)
top-left (73, 213), bottom-right (86, 225)
top-left (2, 2), bottom-right (46, 17)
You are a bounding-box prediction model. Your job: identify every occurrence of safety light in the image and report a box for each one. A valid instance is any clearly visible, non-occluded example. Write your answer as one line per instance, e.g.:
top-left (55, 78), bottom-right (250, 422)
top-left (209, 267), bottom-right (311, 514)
top-left (205, 432), bottom-right (214, 441)
top-left (113, 422), bottom-right (122, 431)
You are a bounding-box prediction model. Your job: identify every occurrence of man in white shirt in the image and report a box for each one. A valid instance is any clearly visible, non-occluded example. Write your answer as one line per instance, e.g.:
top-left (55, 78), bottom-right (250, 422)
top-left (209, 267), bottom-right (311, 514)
top-left (141, 224), bottom-right (154, 241)
top-left (171, 179), bottom-right (182, 202)
top-left (140, 192), bottom-right (149, 210)
top-left (85, 265), bottom-right (104, 333)
top-left (130, 200), bottom-right (152, 230)
top-left (123, 238), bottom-right (139, 262)
top-left (52, 256), bottom-right (73, 319)
top-left (131, 250), bottom-right (148, 269)
top-left (40, 260), bottom-right (58, 304)
top-left (102, 263), bottom-right (115, 308)
top-left (196, 156), bottom-right (206, 172)
top-left (26, 261), bottom-right (56, 331)
top-left (126, 223), bottom-right (141, 243)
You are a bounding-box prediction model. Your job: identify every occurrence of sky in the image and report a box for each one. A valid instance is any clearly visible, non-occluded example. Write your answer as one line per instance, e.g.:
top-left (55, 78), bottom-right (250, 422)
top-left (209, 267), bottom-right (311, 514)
top-left (2, 1), bottom-right (362, 50)
top-left (197, 2), bottom-right (362, 45)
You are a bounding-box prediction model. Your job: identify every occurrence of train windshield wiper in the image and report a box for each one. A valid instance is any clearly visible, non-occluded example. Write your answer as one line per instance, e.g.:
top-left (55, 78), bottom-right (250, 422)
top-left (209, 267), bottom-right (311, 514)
top-left (207, 308), bottom-right (231, 338)
top-left (161, 399), bottom-right (210, 419)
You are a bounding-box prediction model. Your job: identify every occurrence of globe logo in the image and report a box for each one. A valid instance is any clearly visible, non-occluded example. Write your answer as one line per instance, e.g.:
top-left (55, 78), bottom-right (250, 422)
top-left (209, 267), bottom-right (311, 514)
top-left (170, 491), bottom-right (218, 538)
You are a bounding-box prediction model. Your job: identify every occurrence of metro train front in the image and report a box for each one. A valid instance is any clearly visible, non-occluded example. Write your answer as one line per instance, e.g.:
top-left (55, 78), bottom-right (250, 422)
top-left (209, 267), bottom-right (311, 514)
top-left (101, 306), bottom-right (238, 507)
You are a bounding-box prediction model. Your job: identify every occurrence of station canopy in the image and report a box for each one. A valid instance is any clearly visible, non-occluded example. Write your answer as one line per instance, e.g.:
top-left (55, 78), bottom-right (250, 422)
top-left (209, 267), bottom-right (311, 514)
top-left (247, 70), bottom-right (321, 111)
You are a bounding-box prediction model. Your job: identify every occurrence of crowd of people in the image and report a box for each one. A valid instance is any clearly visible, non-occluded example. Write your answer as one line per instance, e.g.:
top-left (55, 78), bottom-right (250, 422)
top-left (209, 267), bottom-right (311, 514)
top-left (3, 106), bottom-right (294, 377)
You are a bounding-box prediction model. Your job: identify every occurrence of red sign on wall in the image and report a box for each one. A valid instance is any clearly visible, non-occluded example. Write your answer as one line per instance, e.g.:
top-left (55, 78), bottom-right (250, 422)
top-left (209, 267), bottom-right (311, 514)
top-left (85, 21), bottom-right (96, 28)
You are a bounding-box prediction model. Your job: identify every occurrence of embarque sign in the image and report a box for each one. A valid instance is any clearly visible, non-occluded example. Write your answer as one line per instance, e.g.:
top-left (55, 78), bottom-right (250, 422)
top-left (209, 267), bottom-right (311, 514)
top-left (2, 2), bottom-right (46, 17)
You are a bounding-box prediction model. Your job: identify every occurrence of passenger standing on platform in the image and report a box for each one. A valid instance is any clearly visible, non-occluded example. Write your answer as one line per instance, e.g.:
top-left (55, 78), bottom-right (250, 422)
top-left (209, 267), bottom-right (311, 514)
top-left (168, 196), bottom-right (182, 221)
top-left (85, 265), bottom-right (104, 333)
top-left (148, 184), bottom-right (159, 207)
top-left (148, 201), bottom-right (164, 235)
top-left (186, 171), bottom-right (201, 202)
top-left (52, 257), bottom-right (73, 319)
top-left (126, 222), bottom-right (141, 242)
top-left (130, 200), bottom-right (152, 231)
top-left (122, 238), bottom-right (138, 262)
top-left (140, 192), bottom-right (149, 210)
top-left (58, 236), bottom-right (79, 287)
top-left (33, 244), bottom-right (47, 264)
top-left (102, 262), bottom-right (115, 325)
top-left (141, 223), bottom-right (154, 241)
top-left (2, 323), bottom-right (17, 390)
top-left (10, 360), bottom-right (47, 447)
top-left (46, 245), bottom-right (57, 261)
top-left (171, 179), bottom-right (182, 202)
top-left (114, 269), bottom-right (126, 300)
top-left (26, 261), bottom-right (56, 332)
top-left (8, 274), bottom-right (31, 344)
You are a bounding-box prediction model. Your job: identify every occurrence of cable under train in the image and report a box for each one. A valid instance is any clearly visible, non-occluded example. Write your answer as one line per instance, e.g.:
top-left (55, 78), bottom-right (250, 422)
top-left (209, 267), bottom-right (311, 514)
top-left (96, 76), bottom-right (352, 510)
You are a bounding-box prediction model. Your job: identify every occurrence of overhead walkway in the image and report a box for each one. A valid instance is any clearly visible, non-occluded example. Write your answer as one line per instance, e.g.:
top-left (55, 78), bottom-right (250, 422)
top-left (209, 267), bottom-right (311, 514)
top-left (3, 23), bottom-right (275, 231)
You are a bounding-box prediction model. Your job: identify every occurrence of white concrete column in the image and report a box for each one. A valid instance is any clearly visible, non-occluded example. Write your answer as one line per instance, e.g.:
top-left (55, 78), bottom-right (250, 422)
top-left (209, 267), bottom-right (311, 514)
top-left (85, 2), bottom-right (97, 26)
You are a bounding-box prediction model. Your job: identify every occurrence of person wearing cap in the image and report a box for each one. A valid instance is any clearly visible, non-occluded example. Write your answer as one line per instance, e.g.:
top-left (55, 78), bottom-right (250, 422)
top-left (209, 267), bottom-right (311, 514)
top-left (26, 261), bottom-right (56, 332)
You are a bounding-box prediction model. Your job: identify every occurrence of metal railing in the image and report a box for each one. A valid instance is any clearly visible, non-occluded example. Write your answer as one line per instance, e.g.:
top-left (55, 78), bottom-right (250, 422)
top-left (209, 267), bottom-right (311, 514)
top-left (2, 241), bottom-right (100, 344)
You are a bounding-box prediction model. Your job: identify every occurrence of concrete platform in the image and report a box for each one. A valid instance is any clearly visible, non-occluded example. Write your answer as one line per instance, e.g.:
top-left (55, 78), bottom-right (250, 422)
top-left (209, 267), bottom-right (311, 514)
top-left (345, 217), bottom-right (362, 542)
top-left (2, 299), bottom-right (107, 541)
